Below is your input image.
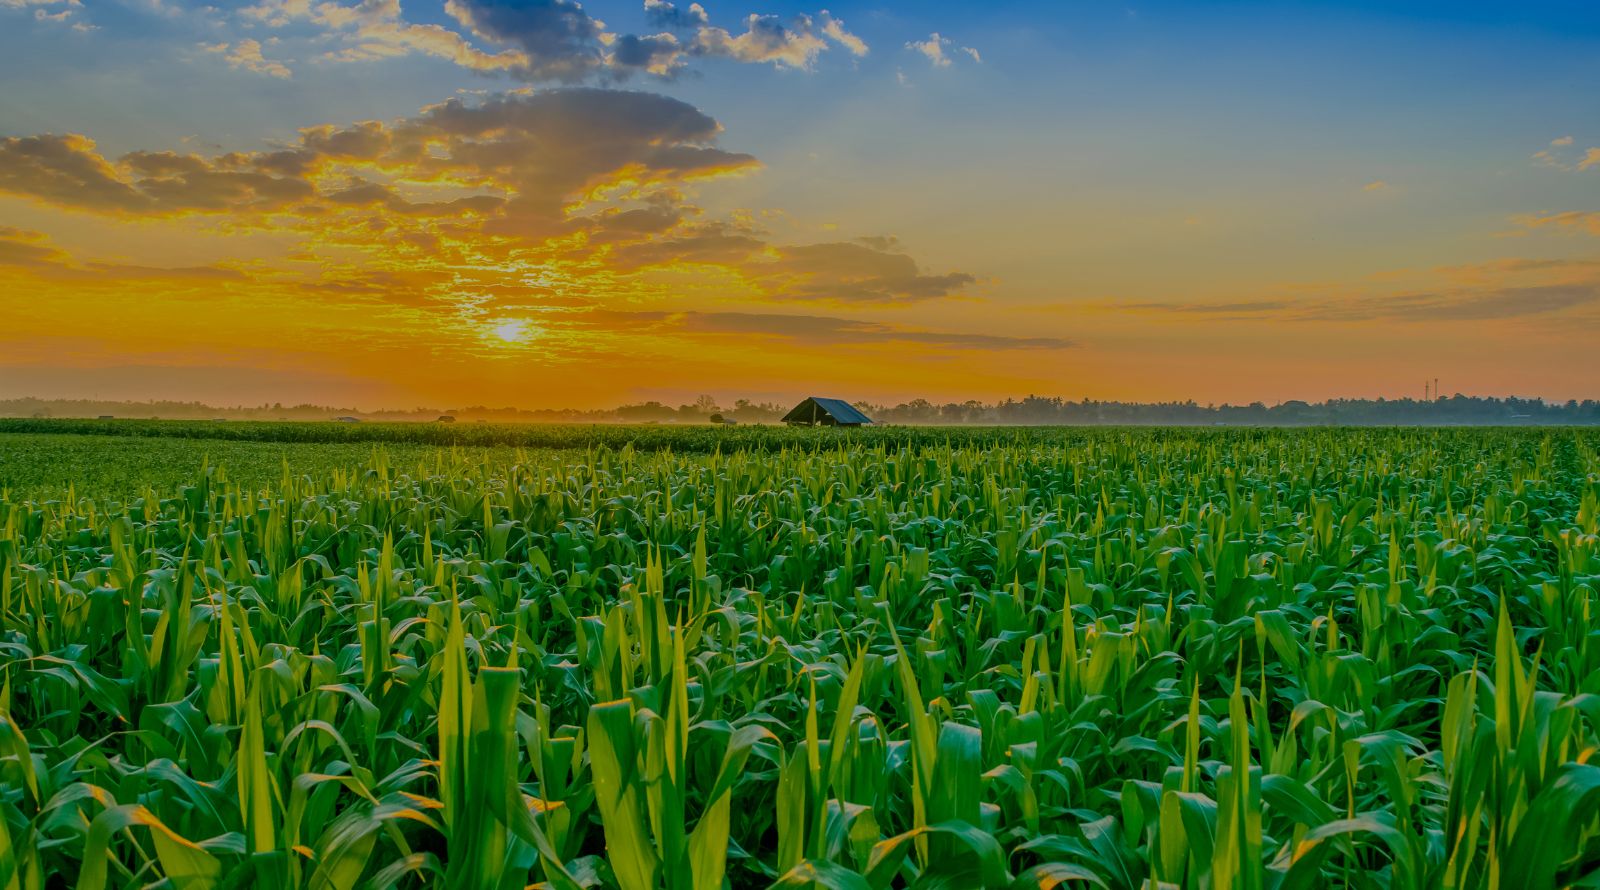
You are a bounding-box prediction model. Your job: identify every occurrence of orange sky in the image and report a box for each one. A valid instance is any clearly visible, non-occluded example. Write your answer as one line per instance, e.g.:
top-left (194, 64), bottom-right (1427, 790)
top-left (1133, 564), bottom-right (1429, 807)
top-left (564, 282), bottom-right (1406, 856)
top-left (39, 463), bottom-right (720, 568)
top-left (1, 1), bottom-right (1597, 408)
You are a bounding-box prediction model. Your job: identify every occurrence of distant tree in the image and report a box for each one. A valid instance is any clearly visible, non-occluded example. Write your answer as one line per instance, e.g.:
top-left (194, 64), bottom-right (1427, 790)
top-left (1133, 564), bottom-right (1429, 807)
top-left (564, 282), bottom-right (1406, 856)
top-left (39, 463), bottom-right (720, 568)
top-left (6, 393), bottom-right (1600, 426)
top-left (616, 401), bottom-right (677, 422)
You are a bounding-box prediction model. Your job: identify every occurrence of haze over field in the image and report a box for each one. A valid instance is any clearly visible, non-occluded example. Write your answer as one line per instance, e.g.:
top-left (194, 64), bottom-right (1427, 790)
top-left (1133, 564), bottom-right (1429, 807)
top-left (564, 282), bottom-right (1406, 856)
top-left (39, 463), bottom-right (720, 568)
top-left (1, 0), bottom-right (1597, 408)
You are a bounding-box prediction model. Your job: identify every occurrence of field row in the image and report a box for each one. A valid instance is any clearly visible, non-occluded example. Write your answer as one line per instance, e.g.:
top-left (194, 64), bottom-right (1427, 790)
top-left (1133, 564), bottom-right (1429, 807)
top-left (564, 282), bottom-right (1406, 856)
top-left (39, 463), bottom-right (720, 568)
top-left (1, 428), bottom-right (1598, 888)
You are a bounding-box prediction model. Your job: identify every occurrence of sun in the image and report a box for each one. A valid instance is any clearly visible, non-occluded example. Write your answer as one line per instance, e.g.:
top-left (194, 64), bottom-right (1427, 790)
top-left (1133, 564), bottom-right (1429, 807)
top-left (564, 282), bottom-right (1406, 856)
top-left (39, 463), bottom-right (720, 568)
top-left (488, 319), bottom-right (530, 344)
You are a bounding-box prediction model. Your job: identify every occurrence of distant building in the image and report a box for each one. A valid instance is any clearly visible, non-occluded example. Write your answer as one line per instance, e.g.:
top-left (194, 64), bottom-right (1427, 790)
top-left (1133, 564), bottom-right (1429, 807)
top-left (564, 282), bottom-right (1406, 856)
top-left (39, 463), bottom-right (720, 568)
top-left (98, 415), bottom-right (115, 420)
top-left (436, 415), bottom-right (457, 423)
top-left (782, 397), bottom-right (873, 427)
top-left (335, 416), bottom-right (362, 423)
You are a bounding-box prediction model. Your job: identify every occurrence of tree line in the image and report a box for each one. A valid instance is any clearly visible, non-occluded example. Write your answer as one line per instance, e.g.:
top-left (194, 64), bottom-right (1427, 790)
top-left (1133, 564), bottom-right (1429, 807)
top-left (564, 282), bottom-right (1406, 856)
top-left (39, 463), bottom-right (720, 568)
top-left (4, 393), bottom-right (1598, 425)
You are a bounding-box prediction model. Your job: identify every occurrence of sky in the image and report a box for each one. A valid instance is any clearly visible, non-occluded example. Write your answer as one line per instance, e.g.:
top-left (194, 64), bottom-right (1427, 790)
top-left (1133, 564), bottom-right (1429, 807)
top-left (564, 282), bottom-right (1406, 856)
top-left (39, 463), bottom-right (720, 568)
top-left (0, 0), bottom-right (1597, 409)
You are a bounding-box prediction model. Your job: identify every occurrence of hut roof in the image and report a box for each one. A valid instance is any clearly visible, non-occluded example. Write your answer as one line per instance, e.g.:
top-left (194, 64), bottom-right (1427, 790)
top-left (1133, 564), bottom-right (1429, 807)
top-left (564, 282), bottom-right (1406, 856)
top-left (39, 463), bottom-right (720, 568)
top-left (782, 397), bottom-right (873, 425)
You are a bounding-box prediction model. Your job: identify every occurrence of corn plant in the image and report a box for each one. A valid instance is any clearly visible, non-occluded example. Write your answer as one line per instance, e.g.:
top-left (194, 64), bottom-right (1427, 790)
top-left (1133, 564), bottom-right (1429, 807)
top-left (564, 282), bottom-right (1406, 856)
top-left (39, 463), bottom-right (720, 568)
top-left (1, 426), bottom-right (1598, 888)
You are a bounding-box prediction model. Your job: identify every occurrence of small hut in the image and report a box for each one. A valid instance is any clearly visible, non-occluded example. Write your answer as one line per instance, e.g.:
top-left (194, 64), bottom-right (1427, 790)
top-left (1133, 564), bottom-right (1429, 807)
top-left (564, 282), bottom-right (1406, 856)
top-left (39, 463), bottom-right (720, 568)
top-left (782, 397), bottom-right (872, 427)
top-left (335, 416), bottom-right (362, 423)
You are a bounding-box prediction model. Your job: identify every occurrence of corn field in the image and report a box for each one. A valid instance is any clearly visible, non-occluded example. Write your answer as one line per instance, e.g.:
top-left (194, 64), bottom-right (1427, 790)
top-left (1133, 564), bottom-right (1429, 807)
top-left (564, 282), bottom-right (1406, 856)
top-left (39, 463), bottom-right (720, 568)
top-left (3, 426), bottom-right (1600, 889)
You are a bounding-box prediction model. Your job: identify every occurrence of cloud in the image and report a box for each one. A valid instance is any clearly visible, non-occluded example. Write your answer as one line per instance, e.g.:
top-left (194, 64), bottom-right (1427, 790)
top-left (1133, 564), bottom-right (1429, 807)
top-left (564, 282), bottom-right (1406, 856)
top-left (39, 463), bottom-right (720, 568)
top-left (644, 0), bottom-right (707, 29)
top-left (0, 226), bottom-right (71, 268)
top-left (1512, 210), bottom-right (1600, 236)
top-left (763, 240), bottom-right (975, 302)
top-left (1311, 284), bottom-right (1600, 321)
top-left (0, 87), bottom-right (973, 318)
top-left (0, 90), bottom-right (755, 229)
top-left (568, 309), bottom-right (1066, 350)
top-left (607, 220), bottom-right (768, 267)
top-left (606, 32), bottom-right (685, 77)
top-left (1533, 135), bottom-right (1599, 171)
top-left (1362, 180), bottom-right (1389, 192)
top-left (240, 0), bottom-right (866, 82)
top-left (443, 0), bottom-right (612, 80)
top-left (240, 0), bottom-right (313, 27)
top-left (3, 0), bottom-right (94, 28)
top-left (241, 0), bottom-right (532, 74)
top-left (203, 38), bottom-right (293, 78)
top-left (644, 2), bottom-right (867, 68)
top-left (0, 135), bottom-right (157, 213)
top-left (324, 0), bottom-right (532, 73)
top-left (608, 230), bottom-right (974, 303)
top-left (1117, 300), bottom-right (1295, 317)
top-left (0, 226), bottom-right (246, 283)
top-left (819, 12), bottom-right (866, 56)
top-left (906, 32), bottom-right (978, 68)
top-left (1117, 282), bottom-right (1600, 323)
top-left (677, 311), bottom-right (1065, 349)
top-left (690, 11), bottom-right (866, 69)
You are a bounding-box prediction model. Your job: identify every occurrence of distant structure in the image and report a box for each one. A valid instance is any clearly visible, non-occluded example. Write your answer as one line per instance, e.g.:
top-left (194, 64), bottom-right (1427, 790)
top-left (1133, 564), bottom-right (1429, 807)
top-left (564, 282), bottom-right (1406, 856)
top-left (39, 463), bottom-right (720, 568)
top-left (782, 397), bottom-right (873, 427)
top-left (334, 416), bottom-right (362, 423)
top-left (98, 415), bottom-right (114, 420)
top-left (435, 415), bottom-right (456, 423)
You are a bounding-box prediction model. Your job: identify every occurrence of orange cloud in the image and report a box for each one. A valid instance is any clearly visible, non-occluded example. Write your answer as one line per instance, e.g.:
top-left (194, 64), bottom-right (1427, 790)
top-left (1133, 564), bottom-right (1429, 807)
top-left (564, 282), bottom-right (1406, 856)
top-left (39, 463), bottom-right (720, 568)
top-left (1513, 210), bottom-right (1600, 236)
top-left (0, 86), bottom-right (985, 409)
top-left (1109, 257), bottom-right (1600, 323)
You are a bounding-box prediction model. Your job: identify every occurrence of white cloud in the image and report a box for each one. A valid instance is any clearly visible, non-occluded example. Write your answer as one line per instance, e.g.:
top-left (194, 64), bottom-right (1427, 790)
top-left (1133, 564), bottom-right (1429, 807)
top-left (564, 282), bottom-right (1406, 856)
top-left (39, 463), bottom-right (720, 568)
top-left (203, 38), bottom-right (293, 78)
top-left (240, 0), bottom-right (313, 27)
top-left (3, 0), bottom-right (87, 27)
top-left (1533, 135), bottom-right (1599, 172)
top-left (906, 32), bottom-right (978, 68)
top-left (231, 0), bottom-right (868, 81)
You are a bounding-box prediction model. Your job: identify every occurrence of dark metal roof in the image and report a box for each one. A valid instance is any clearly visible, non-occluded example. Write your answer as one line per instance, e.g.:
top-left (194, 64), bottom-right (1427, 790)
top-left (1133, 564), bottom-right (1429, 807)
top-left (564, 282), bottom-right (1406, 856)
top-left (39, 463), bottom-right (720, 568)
top-left (782, 397), bottom-right (873, 425)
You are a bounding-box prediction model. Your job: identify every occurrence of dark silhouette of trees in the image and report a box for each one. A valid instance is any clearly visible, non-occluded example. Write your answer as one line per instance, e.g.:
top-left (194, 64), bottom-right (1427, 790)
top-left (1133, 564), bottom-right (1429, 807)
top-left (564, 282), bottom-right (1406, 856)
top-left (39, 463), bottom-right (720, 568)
top-left (2, 394), bottom-right (1596, 425)
top-left (858, 394), bottom-right (1600, 425)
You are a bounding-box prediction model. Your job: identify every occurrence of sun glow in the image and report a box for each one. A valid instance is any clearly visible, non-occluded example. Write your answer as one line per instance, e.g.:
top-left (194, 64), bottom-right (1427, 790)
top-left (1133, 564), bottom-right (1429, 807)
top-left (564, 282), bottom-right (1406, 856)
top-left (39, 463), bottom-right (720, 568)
top-left (488, 319), bottom-right (531, 344)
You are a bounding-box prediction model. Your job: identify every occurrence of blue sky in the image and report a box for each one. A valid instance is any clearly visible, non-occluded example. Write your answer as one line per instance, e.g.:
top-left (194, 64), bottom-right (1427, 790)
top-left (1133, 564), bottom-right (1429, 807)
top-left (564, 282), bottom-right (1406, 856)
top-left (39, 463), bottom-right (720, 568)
top-left (1, 0), bottom-right (1597, 406)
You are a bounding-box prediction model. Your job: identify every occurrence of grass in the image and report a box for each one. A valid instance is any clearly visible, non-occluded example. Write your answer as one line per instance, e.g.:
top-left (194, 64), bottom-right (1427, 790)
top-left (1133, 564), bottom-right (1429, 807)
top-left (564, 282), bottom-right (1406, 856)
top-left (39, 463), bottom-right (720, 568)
top-left (1, 425), bottom-right (1598, 888)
